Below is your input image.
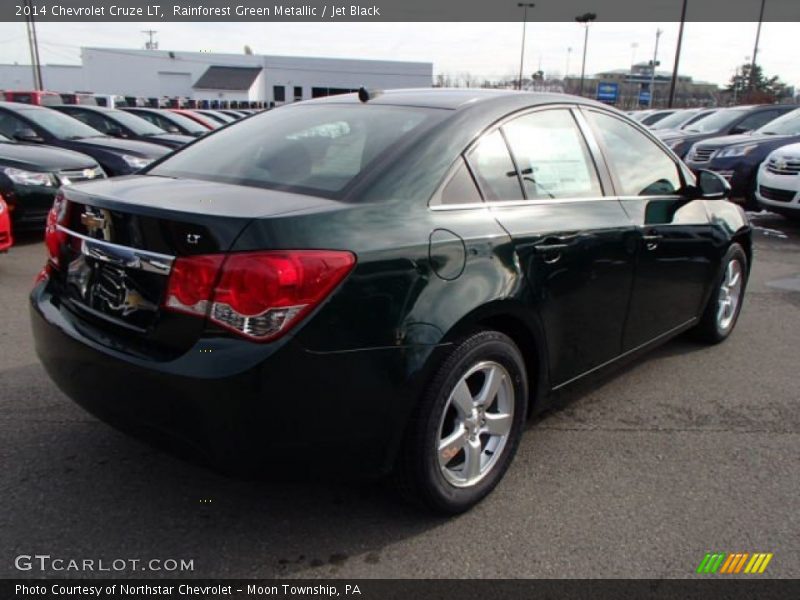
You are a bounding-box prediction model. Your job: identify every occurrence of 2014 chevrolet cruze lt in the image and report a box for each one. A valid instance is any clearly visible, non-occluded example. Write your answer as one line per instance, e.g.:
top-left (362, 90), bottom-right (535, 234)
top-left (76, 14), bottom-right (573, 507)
top-left (31, 90), bottom-right (751, 513)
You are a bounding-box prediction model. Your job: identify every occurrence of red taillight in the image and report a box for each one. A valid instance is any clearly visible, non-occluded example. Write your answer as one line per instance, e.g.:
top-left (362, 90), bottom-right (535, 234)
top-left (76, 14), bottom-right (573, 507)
top-left (164, 250), bottom-right (356, 341)
top-left (44, 192), bottom-right (69, 268)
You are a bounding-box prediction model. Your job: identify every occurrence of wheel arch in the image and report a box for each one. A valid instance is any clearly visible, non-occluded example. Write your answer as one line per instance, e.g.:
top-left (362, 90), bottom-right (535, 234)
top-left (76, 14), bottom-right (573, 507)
top-left (439, 299), bottom-right (550, 417)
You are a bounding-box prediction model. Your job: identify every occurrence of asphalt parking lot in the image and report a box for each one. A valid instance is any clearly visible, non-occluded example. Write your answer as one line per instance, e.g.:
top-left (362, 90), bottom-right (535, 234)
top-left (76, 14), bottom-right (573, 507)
top-left (1, 212), bottom-right (798, 579)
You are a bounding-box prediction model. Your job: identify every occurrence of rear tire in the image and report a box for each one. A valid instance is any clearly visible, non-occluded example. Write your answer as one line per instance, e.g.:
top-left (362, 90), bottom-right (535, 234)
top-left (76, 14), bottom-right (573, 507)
top-left (693, 243), bottom-right (748, 344)
top-left (395, 329), bottom-right (528, 514)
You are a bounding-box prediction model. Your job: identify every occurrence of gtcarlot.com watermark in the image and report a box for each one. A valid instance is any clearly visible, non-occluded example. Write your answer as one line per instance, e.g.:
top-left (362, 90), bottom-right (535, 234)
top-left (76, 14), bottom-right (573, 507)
top-left (14, 554), bottom-right (194, 573)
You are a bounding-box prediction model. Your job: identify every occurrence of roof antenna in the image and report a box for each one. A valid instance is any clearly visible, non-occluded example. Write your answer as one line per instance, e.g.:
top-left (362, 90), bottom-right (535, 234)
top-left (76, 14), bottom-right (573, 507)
top-left (358, 87), bottom-right (382, 103)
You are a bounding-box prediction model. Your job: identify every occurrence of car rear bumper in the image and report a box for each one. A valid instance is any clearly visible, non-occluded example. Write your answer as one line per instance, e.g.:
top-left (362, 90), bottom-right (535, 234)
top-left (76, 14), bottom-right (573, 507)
top-left (30, 279), bottom-right (432, 477)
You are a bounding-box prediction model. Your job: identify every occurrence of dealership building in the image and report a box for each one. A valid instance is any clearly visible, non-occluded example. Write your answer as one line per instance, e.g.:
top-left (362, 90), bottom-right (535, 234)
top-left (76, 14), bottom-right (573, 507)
top-left (0, 47), bottom-right (433, 105)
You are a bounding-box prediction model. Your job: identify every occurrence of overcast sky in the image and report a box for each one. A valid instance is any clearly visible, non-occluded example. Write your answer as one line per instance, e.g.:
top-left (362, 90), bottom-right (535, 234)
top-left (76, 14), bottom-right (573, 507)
top-left (0, 21), bottom-right (797, 89)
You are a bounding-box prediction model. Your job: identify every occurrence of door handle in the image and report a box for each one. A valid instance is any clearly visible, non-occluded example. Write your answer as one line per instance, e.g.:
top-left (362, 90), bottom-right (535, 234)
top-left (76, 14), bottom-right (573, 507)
top-left (533, 237), bottom-right (575, 264)
top-left (642, 233), bottom-right (663, 251)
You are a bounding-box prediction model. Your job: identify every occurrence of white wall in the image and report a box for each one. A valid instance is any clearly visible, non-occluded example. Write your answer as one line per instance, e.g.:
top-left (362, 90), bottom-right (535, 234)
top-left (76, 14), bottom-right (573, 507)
top-left (1, 48), bottom-right (433, 102)
top-left (0, 64), bottom-right (86, 92)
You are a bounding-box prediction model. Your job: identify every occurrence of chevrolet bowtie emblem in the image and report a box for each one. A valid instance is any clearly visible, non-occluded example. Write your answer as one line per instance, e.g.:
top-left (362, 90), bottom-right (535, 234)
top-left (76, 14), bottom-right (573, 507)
top-left (80, 207), bottom-right (112, 240)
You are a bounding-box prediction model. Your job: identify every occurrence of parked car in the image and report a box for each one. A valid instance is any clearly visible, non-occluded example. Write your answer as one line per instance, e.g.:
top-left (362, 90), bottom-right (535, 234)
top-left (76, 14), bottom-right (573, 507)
top-left (639, 109), bottom-right (677, 126)
top-left (122, 107), bottom-right (210, 137)
top-left (0, 102), bottom-right (169, 176)
top-left (649, 108), bottom-right (717, 131)
top-left (4, 90), bottom-right (61, 106)
top-left (192, 109), bottom-right (236, 125)
top-left (169, 109), bottom-right (219, 130)
top-left (59, 93), bottom-right (98, 106)
top-left (94, 94), bottom-right (128, 108)
top-left (657, 104), bottom-right (796, 159)
top-left (0, 132), bottom-right (104, 230)
top-left (53, 105), bottom-right (194, 149)
top-left (31, 89), bottom-right (751, 514)
top-left (0, 193), bottom-right (11, 253)
top-left (755, 142), bottom-right (800, 220)
top-left (219, 110), bottom-right (247, 119)
top-left (685, 108), bottom-right (800, 206)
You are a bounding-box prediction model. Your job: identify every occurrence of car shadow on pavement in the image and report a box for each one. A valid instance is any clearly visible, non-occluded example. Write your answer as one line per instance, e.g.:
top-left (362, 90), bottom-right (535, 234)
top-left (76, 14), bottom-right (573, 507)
top-left (0, 334), bottom-right (724, 579)
top-left (1, 360), bottom-right (447, 579)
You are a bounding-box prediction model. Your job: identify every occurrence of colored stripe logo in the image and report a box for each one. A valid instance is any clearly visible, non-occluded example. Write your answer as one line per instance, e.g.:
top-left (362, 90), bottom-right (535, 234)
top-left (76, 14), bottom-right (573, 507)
top-left (696, 552), bottom-right (773, 574)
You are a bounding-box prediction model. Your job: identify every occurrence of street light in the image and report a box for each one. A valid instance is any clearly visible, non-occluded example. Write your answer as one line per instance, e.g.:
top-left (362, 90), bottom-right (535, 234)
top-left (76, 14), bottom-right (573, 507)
top-left (565, 47), bottom-right (572, 79)
top-left (517, 3), bottom-right (535, 91)
top-left (575, 12), bottom-right (596, 97)
top-left (648, 28), bottom-right (663, 108)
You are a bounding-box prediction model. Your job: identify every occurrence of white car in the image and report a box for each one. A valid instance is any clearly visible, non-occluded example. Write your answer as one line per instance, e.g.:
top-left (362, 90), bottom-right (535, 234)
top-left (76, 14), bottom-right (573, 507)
top-left (756, 142), bottom-right (800, 220)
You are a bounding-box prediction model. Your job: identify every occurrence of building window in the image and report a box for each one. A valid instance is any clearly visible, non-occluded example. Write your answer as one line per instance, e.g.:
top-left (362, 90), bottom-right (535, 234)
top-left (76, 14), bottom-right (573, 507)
top-left (293, 86), bottom-right (302, 101)
top-left (273, 86), bottom-right (286, 103)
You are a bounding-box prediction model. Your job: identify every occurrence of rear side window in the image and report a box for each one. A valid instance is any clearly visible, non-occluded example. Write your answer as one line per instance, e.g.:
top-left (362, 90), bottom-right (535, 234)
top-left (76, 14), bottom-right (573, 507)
top-left (466, 130), bottom-right (523, 201)
top-left (502, 109), bottom-right (602, 200)
top-left (737, 110), bottom-right (779, 132)
top-left (586, 111), bottom-right (681, 197)
top-left (150, 104), bottom-right (443, 197)
top-left (435, 159), bottom-right (483, 205)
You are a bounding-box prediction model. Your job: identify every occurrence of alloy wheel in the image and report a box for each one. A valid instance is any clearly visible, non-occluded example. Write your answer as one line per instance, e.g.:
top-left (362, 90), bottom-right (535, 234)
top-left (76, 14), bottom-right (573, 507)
top-left (717, 258), bottom-right (743, 332)
top-left (437, 361), bottom-right (515, 488)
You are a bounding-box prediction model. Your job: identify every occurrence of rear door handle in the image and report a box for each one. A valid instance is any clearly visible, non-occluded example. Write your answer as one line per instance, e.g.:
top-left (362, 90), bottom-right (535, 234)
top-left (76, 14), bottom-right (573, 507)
top-left (642, 233), bottom-right (663, 251)
top-left (533, 235), bottom-right (578, 264)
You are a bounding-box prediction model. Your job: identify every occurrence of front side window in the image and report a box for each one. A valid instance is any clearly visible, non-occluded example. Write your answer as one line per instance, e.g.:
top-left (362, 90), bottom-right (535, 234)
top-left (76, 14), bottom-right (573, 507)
top-left (587, 111), bottom-right (681, 197)
top-left (466, 130), bottom-right (523, 201)
top-left (149, 104), bottom-right (443, 197)
top-left (502, 109), bottom-right (602, 200)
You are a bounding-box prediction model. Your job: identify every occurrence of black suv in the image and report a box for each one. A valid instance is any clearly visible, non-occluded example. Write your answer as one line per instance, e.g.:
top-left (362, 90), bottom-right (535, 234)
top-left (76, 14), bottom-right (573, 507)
top-left (685, 108), bottom-right (800, 206)
top-left (656, 104), bottom-right (796, 159)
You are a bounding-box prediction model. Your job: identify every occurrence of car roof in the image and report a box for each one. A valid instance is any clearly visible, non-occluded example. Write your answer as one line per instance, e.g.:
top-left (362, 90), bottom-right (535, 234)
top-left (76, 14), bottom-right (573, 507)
top-left (52, 104), bottom-right (114, 112)
top-left (0, 101), bottom-right (49, 111)
top-left (306, 88), bottom-right (610, 112)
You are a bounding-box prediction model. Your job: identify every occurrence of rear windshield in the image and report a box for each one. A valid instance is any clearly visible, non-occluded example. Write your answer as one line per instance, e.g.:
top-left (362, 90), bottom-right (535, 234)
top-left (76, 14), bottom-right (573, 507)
top-left (149, 104), bottom-right (444, 197)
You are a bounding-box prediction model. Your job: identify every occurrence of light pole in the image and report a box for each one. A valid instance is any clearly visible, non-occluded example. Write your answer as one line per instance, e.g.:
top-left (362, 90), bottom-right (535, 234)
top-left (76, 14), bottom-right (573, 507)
top-left (749, 0), bottom-right (766, 92)
top-left (565, 47), bottom-right (572, 79)
top-left (517, 3), bottom-right (535, 91)
top-left (648, 28), bottom-right (663, 108)
top-left (668, 0), bottom-right (688, 108)
top-left (575, 12), bottom-right (596, 98)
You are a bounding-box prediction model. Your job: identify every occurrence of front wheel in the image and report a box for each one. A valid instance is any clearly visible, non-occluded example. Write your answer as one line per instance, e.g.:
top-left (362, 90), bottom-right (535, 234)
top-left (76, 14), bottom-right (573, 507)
top-left (693, 243), bottom-right (748, 343)
top-left (395, 330), bottom-right (528, 514)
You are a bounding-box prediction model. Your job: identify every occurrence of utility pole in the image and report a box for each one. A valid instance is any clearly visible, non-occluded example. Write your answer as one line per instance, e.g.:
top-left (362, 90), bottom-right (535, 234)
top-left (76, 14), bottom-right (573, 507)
top-left (24, 0), bottom-right (43, 90)
top-left (749, 0), bottom-right (766, 92)
top-left (575, 12), bottom-right (596, 98)
top-left (668, 0), bottom-right (688, 108)
top-left (648, 28), bottom-right (663, 108)
top-left (142, 29), bottom-right (159, 50)
top-left (517, 3), bottom-right (535, 91)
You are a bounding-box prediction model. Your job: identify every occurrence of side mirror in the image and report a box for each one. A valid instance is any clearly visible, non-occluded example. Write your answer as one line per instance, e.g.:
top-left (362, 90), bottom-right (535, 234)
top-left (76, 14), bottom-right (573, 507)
top-left (106, 126), bottom-right (125, 138)
top-left (692, 169), bottom-right (730, 200)
top-left (730, 126), bottom-right (751, 135)
top-left (13, 128), bottom-right (42, 143)
top-left (166, 126), bottom-right (180, 134)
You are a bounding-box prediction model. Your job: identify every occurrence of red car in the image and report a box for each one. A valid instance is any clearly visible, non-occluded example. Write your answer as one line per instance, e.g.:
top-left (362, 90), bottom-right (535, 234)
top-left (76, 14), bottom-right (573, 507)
top-left (4, 90), bottom-right (61, 106)
top-left (168, 109), bottom-right (218, 130)
top-left (0, 194), bottom-right (12, 253)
